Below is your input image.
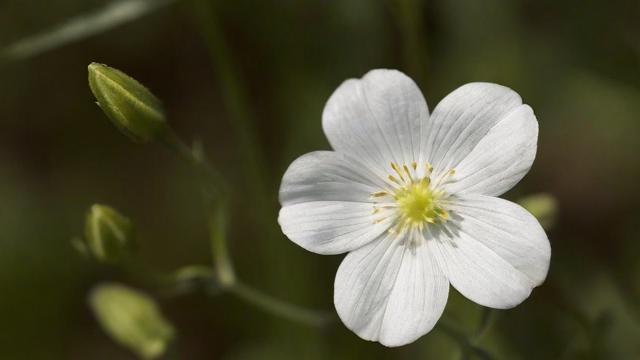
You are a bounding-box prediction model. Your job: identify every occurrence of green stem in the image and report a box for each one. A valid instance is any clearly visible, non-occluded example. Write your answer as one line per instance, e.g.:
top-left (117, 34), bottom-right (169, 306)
top-left (160, 130), bottom-right (227, 199)
top-left (437, 320), bottom-right (495, 360)
top-left (228, 281), bottom-right (334, 327)
top-left (474, 308), bottom-right (494, 341)
top-left (207, 200), bottom-right (235, 286)
top-left (392, 0), bottom-right (429, 86)
top-left (162, 131), bottom-right (235, 285)
top-left (162, 129), bottom-right (330, 328)
top-left (189, 0), bottom-right (271, 202)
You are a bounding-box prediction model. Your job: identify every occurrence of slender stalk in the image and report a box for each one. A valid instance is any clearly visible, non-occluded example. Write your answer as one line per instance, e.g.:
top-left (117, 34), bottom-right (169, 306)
top-left (188, 1), bottom-right (302, 330)
top-left (474, 308), bottom-right (494, 341)
top-left (160, 130), bottom-right (227, 199)
top-left (207, 200), bottom-right (235, 286)
top-left (228, 281), bottom-right (334, 327)
top-left (189, 0), bottom-right (271, 205)
top-left (437, 320), bottom-right (496, 360)
top-left (392, 0), bottom-right (429, 86)
top-left (161, 129), bottom-right (329, 327)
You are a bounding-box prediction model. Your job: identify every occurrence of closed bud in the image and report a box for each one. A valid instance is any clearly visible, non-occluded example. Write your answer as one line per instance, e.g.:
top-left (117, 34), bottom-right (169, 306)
top-left (518, 193), bottom-right (558, 230)
top-left (88, 62), bottom-right (167, 143)
top-left (90, 283), bottom-right (175, 359)
top-left (83, 204), bottom-right (134, 264)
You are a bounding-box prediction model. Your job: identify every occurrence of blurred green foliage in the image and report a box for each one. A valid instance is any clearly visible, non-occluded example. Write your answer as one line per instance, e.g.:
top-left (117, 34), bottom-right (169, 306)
top-left (0, 0), bottom-right (639, 359)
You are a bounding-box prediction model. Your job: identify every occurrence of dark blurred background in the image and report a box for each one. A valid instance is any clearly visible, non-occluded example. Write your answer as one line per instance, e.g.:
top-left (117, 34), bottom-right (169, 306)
top-left (1, 0), bottom-right (639, 358)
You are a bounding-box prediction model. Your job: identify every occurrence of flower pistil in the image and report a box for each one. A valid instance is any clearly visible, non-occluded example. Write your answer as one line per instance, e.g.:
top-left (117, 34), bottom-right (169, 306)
top-left (372, 162), bottom-right (456, 238)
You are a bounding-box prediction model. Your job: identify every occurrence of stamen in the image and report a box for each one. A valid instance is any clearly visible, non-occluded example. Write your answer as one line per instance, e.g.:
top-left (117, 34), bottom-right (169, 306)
top-left (375, 204), bottom-right (397, 209)
top-left (434, 168), bottom-right (456, 187)
top-left (403, 164), bottom-right (413, 181)
top-left (388, 175), bottom-right (403, 186)
top-left (425, 162), bottom-right (433, 174)
top-left (371, 191), bottom-right (389, 198)
top-left (436, 208), bottom-right (449, 220)
top-left (390, 162), bottom-right (407, 182)
top-left (371, 160), bottom-right (453, 241)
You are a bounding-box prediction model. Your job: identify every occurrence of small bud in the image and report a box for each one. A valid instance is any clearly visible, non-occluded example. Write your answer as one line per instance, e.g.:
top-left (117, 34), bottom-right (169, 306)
top-left (83, 204), bottom-right (134, 264)
top-left (88, 62), bottom-right (167, 143)
top-left (518, 193), bottom-right (558, 230)
top-left (90, 283), bottom-right (175, 359)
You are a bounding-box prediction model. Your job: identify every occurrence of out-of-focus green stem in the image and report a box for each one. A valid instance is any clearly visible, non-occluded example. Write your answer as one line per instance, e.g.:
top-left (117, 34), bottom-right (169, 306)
top-left (228, 281), bottom-right (334, 327)
top-left (474, 308), bottom-right (494, 341)
top-left (162, 129), bottom-right (329, 327)
top-left (160, 130), bottom-right (227, 199)
top-left (189, 0), bottom-right (271, 211)
top-left (207, 200), bottom-right (235, 286)
top-left (0, 0), bottom-right (176, 65)
top-left (437, 320), bottom-right (495, 360)
top-left (392, 0), bottom-right (429, 86)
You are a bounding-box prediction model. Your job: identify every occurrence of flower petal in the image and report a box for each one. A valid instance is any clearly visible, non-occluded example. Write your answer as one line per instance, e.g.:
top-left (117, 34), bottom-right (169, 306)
top-left (445, 105), bottom-right (538, 196)
top-left (279, 202), bottom-right (391, 255)
top-left (431, 195), bottom-right (550, 309)
top-left (279, 151), bottom-right (388, 254)
top-left (422, 83), bottom-right (525, 179)
top-left (279, 151), bottom-right (383, 206)
top-left (322, 69), bottom-right (429, 175)
top-left (334, 234), bottom-right (449, 347)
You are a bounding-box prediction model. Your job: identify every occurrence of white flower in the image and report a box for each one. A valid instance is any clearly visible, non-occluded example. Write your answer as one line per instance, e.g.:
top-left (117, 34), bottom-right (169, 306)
top-left (278, 69), bottom-right (551, 347)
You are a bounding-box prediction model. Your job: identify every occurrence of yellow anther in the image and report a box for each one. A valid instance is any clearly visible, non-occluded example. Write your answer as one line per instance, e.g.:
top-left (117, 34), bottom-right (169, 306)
top-left (390, 162), bottom-right (406, 182)
top-left (372, 159), bottom-right (453, 239)
top-left (403, 164), bottom-right (413, 181)
top-left (425, 162), bottom-right (433, 173)
top-left (388, 175), bottom-right (403, 185)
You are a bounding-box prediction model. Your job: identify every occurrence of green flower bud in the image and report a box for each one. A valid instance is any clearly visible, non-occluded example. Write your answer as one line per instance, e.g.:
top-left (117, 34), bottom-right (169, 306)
top-left (83, 204), bottom-right (134, 264)
top-left (88, 62), bottom-right (167, 143)
top-left (90, 283), bottom-right (175, 359)
top-left (518, 193), bottom-right (558, 230)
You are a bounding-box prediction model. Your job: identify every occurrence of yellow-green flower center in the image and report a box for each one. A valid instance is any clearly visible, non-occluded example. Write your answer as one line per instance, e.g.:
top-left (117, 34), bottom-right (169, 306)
top-left (395, 178), bottom-right (446, 225)
top-left (371, 162), bottom-right (454, 235)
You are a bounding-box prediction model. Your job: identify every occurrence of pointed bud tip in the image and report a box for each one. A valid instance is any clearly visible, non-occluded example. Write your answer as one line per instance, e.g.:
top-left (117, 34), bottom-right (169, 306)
top-left (88, 62), bottom-right (167, 143)
top-left (82, 204), bottom-right (134, 264)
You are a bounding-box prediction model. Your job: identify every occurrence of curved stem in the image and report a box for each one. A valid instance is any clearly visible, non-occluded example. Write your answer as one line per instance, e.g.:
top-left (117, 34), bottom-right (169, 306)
top-left (207, 200), bottom-right (235, 286)
top-left (391, 0), bottom-right (429, 86)
top-left (189, 0), bottom-right (270, 201)
top-left (436, 320), bottom-right (496, 360)
top-left (162, 129), bottom-right (330, 328)
top-left (160, 131), bottom-right (227, 198)
top-left (227, 281), bottom-right (335, 327)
